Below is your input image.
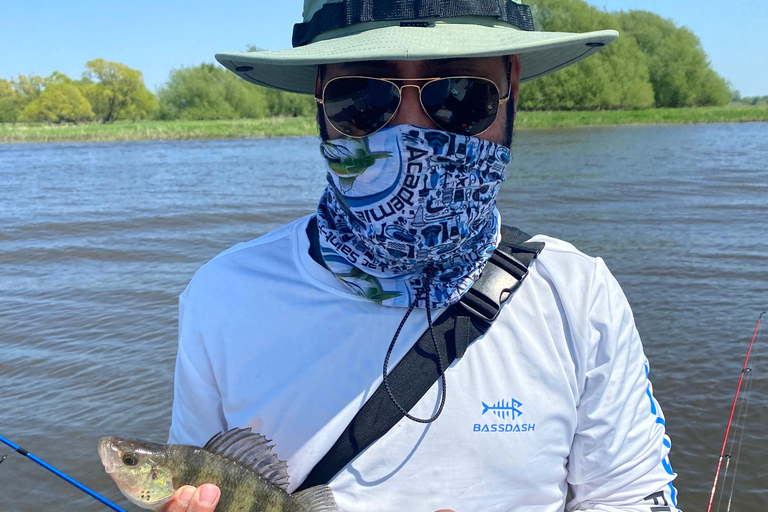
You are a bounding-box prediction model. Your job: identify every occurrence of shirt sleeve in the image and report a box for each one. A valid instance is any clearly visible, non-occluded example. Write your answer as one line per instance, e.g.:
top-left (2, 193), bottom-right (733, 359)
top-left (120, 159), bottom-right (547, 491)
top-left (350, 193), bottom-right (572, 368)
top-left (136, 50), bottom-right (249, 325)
top-left (168, 283), bottom-right (227, 446)
top-left (566, 257), bottom-right (680, 512)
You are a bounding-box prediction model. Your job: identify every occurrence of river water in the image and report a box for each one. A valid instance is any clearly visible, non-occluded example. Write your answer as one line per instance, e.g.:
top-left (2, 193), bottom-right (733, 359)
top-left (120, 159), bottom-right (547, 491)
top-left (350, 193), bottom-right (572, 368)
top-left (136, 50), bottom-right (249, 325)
top-left (1, 123), bottom-right (766, 511)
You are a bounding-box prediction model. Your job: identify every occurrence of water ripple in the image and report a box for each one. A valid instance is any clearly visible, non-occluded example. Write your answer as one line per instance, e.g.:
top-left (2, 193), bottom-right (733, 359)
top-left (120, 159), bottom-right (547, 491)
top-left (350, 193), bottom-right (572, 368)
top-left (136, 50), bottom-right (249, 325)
top-left (1, 126), bottom-right (767, 510)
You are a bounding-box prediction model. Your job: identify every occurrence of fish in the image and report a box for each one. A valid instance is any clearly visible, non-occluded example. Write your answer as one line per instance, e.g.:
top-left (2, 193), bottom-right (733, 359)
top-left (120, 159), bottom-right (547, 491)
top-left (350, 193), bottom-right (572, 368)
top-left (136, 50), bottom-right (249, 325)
top-left (321, 139), bottom-right (391, 191)
top-left (98, 427), bottom-right (337, 512)
top-left (481, 398), bottom-right (523, 420)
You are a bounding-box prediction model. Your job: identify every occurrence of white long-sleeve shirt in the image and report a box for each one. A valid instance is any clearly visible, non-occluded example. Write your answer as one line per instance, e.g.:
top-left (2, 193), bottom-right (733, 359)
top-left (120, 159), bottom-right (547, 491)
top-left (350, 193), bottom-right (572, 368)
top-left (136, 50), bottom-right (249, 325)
top-left (169, 215), bottom-right (680, 512)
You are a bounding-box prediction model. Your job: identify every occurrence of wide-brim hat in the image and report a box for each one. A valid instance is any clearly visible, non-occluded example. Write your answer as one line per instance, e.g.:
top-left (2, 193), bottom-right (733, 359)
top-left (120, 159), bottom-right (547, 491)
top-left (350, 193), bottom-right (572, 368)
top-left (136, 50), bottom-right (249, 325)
top-left (215, 0), bottom-right (618, 95)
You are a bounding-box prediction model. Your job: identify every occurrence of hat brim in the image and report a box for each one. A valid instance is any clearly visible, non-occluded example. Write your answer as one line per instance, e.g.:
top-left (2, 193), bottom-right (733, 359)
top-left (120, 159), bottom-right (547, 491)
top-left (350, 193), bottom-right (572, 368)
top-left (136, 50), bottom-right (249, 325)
top-left (215, 18), bottom-right (618, 95)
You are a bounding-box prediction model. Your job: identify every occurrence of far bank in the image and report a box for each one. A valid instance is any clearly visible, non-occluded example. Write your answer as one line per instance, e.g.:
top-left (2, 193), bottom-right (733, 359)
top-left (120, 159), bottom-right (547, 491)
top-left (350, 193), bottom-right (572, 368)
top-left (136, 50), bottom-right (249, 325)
top-left (1, 106), bottom-right (767, 144)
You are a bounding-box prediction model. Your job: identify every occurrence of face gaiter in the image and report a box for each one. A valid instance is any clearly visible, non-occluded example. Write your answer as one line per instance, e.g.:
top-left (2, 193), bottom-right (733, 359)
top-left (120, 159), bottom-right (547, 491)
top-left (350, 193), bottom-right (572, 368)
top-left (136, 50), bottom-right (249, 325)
top-left (316, 124), bottom-right (509, 309)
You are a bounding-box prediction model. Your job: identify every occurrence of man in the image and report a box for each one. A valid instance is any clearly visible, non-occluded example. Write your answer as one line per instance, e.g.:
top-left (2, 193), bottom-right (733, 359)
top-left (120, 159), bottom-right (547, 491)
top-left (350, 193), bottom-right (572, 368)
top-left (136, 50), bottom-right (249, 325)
top-left (165, 1), bottom-right (680, 511)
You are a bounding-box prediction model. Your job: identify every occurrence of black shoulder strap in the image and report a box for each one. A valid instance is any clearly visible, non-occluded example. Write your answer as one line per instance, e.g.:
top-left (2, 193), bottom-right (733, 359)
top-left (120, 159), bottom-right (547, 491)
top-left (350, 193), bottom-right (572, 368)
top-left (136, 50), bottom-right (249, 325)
top-left (296, 226), bottom-right (544, 491)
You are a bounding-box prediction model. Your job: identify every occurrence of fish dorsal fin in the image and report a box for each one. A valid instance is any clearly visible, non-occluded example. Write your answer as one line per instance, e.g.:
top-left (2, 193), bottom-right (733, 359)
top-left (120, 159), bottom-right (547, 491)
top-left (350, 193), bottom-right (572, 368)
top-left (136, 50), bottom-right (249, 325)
top-left (292, 485), bottom-right (337, 512)
top-left (203, 427), bottom-right (290, 491)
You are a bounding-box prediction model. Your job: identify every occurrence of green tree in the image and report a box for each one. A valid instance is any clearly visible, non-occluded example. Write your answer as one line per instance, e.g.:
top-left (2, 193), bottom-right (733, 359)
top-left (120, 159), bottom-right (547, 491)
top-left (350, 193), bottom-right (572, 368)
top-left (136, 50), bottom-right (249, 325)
top-left (157, 63), bottom-right (272, 120)
top-left (520, 0), bottom-right (655, 110)
top-left (222, 72), bottom-right (271, 119)
top-left (9, 73), bottom-right (46, 108)
top-left (0, 79), bottom-right (23, 122)
top-left (19, 83), bottom-right (95, 123)
top-left (158, 63), bottom-right (241, 120)
top-left (617, 10), bottom-right (731, 107)
top-left (46, 71), bottom-right (74, 86)
top-left (263, 87), bottom-right (316, 117)
top-left (81, 59), bottom-right (158, 122)
top-left (746, 95), bottom-right (768, 106)
top-left (1, 71), bottom-right (104, 122)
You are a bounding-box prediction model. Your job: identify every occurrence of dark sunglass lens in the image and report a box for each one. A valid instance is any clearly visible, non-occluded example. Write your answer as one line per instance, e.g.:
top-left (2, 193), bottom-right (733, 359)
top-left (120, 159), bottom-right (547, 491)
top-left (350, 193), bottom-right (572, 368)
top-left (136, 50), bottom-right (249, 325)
top-left (323, 78), bottom-right (400, 137)
top-left (421, 78), bottom-right (499, 136)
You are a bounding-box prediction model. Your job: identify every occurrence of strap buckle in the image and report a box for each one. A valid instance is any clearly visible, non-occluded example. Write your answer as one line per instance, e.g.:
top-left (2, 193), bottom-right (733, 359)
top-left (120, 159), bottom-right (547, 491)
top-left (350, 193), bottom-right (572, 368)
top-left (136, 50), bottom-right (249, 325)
top-left (456, 248), bottom-right (530, 324)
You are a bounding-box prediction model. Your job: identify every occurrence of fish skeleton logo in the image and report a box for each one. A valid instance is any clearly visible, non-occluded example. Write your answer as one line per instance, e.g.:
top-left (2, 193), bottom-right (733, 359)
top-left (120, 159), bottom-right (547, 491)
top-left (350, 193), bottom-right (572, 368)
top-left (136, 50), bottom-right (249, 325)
top-left (482, 398), bottom-right (523, 420)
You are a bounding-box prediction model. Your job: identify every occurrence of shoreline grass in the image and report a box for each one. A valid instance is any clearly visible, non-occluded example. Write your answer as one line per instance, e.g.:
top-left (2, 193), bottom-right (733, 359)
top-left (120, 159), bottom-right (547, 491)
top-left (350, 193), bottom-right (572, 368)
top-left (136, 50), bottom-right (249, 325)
top-left (515, 105), bottom-right (768, 129)
top-left (1, 106), bottom-right (766, 144)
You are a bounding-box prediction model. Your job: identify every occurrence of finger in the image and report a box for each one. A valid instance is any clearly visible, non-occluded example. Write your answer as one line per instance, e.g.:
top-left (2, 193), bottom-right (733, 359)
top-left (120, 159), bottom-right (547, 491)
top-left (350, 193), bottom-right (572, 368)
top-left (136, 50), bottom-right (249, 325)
top-left (188, 484), bottom-right (221, 512)
top-left (161, 486), bottom-right (197, 512)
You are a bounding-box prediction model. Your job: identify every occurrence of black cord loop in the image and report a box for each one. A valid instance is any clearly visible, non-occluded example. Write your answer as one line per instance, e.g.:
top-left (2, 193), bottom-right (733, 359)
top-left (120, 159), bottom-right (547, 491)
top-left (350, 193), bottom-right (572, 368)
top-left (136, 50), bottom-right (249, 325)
top-left (382, 264), bottom-right (447, 423)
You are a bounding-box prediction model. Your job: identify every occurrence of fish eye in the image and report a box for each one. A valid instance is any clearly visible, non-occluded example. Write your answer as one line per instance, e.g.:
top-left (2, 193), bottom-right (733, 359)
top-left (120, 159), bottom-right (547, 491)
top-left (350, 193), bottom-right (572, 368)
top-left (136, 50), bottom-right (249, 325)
top-left (122, 453), bottom-right (138, 466)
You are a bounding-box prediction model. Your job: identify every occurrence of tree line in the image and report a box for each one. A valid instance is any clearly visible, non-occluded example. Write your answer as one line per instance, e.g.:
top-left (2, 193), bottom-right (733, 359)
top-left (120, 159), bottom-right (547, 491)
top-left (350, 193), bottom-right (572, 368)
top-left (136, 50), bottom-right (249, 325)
top-left (732, 94), bottom-right (768, 106)
top-left (0, 57), bottom-right (314, 124)
top-left (0, 60), bottom-right (159, 124)
top-left (0, 1), bottom-right (742, 124)
top-left (518, 0), bottom-right (734, 110)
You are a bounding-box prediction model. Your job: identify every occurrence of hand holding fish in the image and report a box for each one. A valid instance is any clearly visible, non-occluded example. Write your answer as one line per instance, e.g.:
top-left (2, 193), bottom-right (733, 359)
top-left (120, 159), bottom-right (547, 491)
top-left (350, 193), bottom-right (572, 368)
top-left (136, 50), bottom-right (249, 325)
top-left (99, 427), bottom-right (337, 511)
top-left (160, 485), bottom-right (220, 512)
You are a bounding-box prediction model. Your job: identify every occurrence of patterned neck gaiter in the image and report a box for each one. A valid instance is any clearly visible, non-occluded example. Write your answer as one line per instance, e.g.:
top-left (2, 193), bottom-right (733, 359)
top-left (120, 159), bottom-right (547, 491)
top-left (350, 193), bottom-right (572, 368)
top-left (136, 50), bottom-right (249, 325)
top-left (316, 125), bottom-right (509, 308)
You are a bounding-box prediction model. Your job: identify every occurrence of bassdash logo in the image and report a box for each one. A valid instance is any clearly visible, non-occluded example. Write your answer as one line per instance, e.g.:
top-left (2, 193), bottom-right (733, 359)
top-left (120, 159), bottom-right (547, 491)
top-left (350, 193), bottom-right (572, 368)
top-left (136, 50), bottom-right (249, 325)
top-left (473, 397), bottom-right (535, 433)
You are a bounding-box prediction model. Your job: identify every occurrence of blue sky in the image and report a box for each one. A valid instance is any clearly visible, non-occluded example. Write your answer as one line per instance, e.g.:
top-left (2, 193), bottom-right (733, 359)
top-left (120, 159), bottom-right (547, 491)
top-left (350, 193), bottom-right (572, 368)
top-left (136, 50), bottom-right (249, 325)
top-left (2, 0), bottom-right (766, 97)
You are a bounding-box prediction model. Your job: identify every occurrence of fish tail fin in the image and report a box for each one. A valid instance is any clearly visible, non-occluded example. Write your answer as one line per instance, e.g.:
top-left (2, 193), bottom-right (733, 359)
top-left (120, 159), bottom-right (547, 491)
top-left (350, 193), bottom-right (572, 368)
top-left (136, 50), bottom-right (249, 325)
top-left (482, 402), bottom-right (490, 415)
top-left (293, 485), bottom-right (337, 512)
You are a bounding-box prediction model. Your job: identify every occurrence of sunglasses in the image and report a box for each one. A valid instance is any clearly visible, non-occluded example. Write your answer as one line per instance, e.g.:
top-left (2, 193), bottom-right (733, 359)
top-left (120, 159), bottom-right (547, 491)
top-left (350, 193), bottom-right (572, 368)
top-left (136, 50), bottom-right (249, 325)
top-left (316, 69), bottom-right (511, 138)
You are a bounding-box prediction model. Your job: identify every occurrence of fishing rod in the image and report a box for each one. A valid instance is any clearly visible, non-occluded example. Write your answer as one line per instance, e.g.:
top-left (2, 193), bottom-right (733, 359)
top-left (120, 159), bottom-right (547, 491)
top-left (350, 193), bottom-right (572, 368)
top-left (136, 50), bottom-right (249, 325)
top-left (705, 311), bottom-right (765, 512)
top-left (0, 434), bottom-right (127, 512)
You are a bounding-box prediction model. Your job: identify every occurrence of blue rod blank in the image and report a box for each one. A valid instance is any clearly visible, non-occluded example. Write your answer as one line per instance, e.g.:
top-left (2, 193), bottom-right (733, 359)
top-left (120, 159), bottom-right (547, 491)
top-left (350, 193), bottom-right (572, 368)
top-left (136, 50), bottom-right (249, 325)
top-left (0, 434), bottom-right (126, 512)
